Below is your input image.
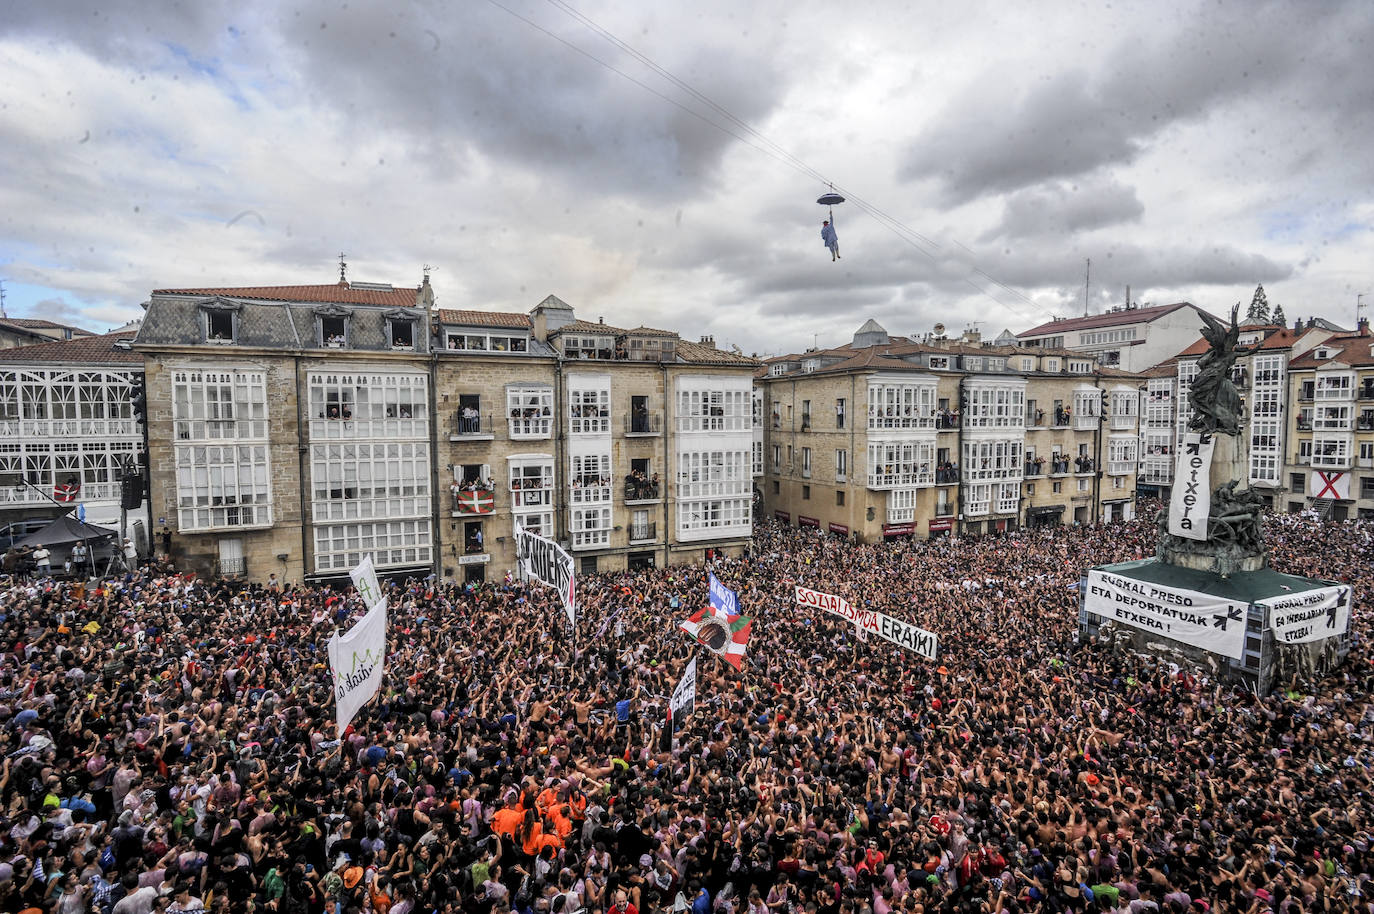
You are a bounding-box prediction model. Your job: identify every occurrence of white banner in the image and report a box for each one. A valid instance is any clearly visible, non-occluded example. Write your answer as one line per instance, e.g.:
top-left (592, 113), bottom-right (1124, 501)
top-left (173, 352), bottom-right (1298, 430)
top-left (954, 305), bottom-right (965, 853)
top-left (1309, 470), bottom-right (1351, 501)
top-left (349, 555), bottom-right (383, 610)
top-left (1084, 569), bottom-right (1247, 659)
top-left (515, 520), bottom-right (576, 630)
top-left (1169, 433), bottom-right (1215, 540)
top-left (1262, 585), bottom-right (1352, 645)
top-left (794, 586), bottom-right (938, 660)
top-left (328, 597), bottom-right (388, 733)
top-left (670, 658), bottom-right (696, 721)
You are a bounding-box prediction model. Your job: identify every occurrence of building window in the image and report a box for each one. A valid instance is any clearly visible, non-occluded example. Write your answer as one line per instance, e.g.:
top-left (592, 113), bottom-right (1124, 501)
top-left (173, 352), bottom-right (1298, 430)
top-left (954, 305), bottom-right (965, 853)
top-left (569, 454), bottom-right (612, 504)
top-left (203, 308), bottom-right (237, 343)
top-left (1021, 358), bottom-right (1034, 371)
top-left (751, 440), bottom-right (763, 476)
top-left (1026, 483), bottom-right (1035, 495)
top-left (677, 389), bottom-right (748, 432)
top-left (311, 441), bottom-right (430, 521)
top-left (313, 520), bottom-right (431, 573)
top-left (868, 382), bottom-right (938, 430)
top-left (771, 444), bottom-right (781, 473)
top-left (836, 449), bottom-right (848, 482)
top-left (677, 449), bottom-right (751, 540)
top-left (1052, 481), bottom-right (1062, 494)
top-left (771, 479), bottom-right (779, 495)
top-left (836, 398), bottom-right (846, 429)
top-left (570, 387), bottom-right (611, 434)
top-left (388, 318), bottom-right (416, 350)
top-left (570, 506), bottom-right (612, 549)
top-left (929, 356), bottom-right (949, 370)
top-left (507, 386), bottom-right (554, 438)
top-left (1290, 472), bottom-right (1304, 494)
top-left (1077, 478), bottom-right (1090, 492)
top-left (509, 456), bottom-right (555, 511)
top-left (836, 490), bottom-right (845, 506)
top-left (801, 447), bottom-right (812, 478)
top-left (802, 485), bottom-right (811, 500)
top-left (801, 400), bottom-right (811, 430)
top-left (175, 444), bottom-right (272, 531)
top-left (770, 363), bottom-right (787, 376)
top-left (307, 372), bottom-right (428, 437)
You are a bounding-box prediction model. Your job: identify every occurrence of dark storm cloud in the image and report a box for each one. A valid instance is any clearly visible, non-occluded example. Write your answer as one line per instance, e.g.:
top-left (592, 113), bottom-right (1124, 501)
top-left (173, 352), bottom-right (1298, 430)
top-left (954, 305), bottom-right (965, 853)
top-left (5, 2), bottom-right (790, 200)
top-left (901, 1), bottom-right (1374, 204)
top-left (983, 178), bottom-right (1144, 241)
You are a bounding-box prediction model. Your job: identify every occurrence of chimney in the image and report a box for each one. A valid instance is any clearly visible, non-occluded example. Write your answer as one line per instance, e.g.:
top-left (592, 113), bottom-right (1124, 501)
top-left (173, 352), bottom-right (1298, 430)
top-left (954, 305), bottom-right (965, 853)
top-left (1359, 318), bottom-right (1370, 337)
top-left (699, 334), bottom-right (716, 349)
top-left (1294, 318), bottom-right (1302, 332)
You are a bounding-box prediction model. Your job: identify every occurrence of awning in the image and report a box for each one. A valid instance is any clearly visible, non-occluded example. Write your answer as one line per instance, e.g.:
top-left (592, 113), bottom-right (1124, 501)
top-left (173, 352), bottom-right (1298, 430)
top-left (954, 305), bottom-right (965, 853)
top-left (798, 515), bottom-right (819, 528)
top-left (828, 522), bottom-right (849, 535)
top-left (1028, 505), bottom-right (1065, 517)
top-left (16, 515), bottom-right (119, 548)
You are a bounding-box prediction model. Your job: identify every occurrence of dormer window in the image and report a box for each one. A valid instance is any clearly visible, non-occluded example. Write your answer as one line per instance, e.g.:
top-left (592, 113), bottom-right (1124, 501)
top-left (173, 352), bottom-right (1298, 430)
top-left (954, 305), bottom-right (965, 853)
top-left (199, 298), bottom-right (241, 344)
top-left (315, 306), bottom-right (351, 349)
top-left (384, 310), bottom-right (419, 350)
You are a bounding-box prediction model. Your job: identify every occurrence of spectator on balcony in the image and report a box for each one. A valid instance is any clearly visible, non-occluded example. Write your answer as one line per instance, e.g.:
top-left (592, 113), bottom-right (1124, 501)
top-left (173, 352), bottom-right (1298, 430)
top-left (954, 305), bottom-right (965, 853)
top-left (461, 405), bottom-right (480, 434)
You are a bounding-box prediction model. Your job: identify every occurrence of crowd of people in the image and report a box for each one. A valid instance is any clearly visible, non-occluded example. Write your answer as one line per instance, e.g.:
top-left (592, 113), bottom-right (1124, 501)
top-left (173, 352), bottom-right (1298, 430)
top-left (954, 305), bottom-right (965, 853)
top-left (0, 505), bottom-right (1370, 914)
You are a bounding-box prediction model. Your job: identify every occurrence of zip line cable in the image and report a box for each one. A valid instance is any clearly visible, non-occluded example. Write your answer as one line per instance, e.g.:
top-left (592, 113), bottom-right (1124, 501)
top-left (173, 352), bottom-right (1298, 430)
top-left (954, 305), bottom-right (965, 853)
top-left (485, 0), bottom-right (1057, 322)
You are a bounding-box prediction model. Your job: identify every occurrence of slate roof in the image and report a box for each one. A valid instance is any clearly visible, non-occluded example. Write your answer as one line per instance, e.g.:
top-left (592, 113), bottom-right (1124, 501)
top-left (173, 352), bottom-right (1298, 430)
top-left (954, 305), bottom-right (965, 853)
top-left (137, 290), bottom-right (430, 353)
top-left (0, 331), bottom-right (142, 366)
top-left (0, 318), bottom-right (94, 336)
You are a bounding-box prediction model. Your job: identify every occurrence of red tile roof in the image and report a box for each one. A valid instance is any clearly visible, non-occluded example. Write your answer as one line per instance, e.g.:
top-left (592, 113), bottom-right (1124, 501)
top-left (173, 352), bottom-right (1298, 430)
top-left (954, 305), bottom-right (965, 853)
top-left (1018, 302), bottom-right (1197, 337)
top-left (154, 283), bottom-right (421, 307)
top-left (437, 309), bottom-right (531, 329)
top-left (0, 330), bottom-right (141, 365)
top-left (1287, 332), bottom-right (1374, 369)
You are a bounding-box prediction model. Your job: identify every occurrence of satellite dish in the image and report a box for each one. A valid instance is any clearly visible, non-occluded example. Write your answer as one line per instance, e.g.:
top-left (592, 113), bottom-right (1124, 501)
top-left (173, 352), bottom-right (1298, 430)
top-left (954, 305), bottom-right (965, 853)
top-left (933, 323), bottom-right (946, 337)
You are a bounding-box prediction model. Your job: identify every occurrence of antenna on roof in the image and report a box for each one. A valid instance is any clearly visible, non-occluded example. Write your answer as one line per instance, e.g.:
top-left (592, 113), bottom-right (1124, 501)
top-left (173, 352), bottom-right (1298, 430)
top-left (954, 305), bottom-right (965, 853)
top-left (338, 252), bottom-right (348, 285)
top-left (0, 279), bottom-right (6, 319)
top-left (1083, 258), bottom-right (1091, 317)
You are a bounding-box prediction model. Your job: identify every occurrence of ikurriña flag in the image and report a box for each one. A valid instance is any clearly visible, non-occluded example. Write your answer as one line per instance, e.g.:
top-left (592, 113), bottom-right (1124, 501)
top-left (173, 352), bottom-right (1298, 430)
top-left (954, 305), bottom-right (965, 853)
top-left (679, 606), bottom-right (751, 670)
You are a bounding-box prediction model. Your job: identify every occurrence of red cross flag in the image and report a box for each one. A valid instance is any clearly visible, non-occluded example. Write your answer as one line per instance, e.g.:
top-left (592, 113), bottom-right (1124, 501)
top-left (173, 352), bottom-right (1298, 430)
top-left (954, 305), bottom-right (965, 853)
top-left (1309, 471), bottom-right (1349, 500)
top-left (454, 489), bottom-right (495, 515)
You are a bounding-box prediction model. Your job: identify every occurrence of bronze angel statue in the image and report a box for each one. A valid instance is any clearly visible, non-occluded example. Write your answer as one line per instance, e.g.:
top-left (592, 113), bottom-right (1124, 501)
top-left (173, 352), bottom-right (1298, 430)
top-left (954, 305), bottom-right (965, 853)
top-left (1187, 305), bottom-right (1242, 435)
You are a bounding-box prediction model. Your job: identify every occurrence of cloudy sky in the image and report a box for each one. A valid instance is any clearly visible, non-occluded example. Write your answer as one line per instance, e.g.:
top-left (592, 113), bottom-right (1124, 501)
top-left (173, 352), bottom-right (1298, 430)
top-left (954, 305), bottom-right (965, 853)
top-left (1, 0), bottom-right (1371, 355)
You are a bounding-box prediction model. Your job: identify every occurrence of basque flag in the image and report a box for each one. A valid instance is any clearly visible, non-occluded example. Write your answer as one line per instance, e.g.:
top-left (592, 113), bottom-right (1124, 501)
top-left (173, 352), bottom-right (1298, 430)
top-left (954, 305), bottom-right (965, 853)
top-left (54, 481), bottom-right (81, 503)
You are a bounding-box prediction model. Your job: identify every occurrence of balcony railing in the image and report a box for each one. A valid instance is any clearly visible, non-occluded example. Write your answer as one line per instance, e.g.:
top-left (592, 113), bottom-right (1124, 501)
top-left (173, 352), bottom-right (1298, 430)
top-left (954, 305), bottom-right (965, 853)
top-left (867, 470), bottom-right (934, 489)
top-left (1024, 462), bottom-right (1046, 477)
top-left (0, 418), bottom-right (140, 438)
top-left (1360, 387), bottom-right (1374, 400)
top-left (217, 556), bottom-right (247, 578)
top-left (870, 415), bottom-right (935, 430)
top-left (935, 413), bottom-right (960, 430)
top-left (629, 522), bottom-right (657, 543)
top-left (1312, 453), bottom-right (1351, 469)
top-left (800, 417), bottom-right (812, 431)
top-left (624, 478), bottom-right (661, 502)
top-left (451, 411), bottom-right (494, 440)
top-left (1296, 418), bottom-right (1313, 431)
top-left (1051, 410), bottom-right (1071, 427)
top-left (1358, 416), bottom-right (1374, 431)
top-left (624, 412), bottom-right (663, 436)
top-left (935, 467), bottom-right (960, 484)
top-left (1109, 415), bottom-right (1137, 430)
top-left (1313, 417), bottom-right (1353, 432)
top-left (1047, 459), bottom-right (1072, 475)
top-left (0, 481), bottom-right (122, 504)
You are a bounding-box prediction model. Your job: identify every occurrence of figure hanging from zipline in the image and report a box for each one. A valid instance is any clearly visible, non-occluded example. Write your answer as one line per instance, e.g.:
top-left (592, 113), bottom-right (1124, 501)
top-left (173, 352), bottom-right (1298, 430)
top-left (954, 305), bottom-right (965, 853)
top-left (817, 184), bottom-right (845, 262)
top-left (822, 218), bottom-right (840, 261)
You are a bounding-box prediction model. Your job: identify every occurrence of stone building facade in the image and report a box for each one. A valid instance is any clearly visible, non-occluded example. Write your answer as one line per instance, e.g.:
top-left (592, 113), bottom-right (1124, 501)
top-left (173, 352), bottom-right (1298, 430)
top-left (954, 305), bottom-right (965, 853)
top-left (135, 281), bottom-right (757, 582)
top-left (758, 321), bottom-right (1140, 541)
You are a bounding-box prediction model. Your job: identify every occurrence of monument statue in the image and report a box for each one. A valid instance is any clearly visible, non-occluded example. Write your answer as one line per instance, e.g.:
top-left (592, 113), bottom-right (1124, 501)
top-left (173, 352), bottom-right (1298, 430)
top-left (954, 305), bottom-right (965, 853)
top-left (1187, 306), bottom-right (1243, 435)
top-left (1158, 304), bottom-right (1267, 574)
